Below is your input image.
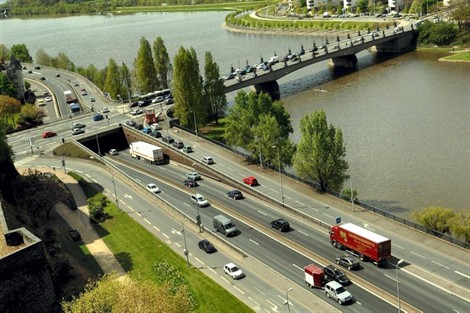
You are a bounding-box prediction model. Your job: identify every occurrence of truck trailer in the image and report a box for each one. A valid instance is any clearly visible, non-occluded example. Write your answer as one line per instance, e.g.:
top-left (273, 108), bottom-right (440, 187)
top-left (64, 90), bottom-right (77, 104)
top-left (329, 223), bottom-right (391, 267)
top-left (129, 141), bottom-right (164, 164)
top-left (304, 264), bottom-right (324, 288)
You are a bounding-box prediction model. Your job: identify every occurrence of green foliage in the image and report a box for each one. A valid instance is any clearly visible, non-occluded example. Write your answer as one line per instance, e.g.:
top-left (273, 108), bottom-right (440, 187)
top-left (417, 20), bottom-right (458, 46)
top-left (0, 74), bottom-right (18, 98)
top-left (10, 44), bottom-right (33, 62)
top-left (153, 36), bottom-right (171, 89)
top-left (292, 109), bottom-right (348, 192)
top-left (0, 44), bottom-right (11, 61)
top-left (153, 260), bottom-right (195, 305)
top-left (449, 211), bottom-right (470, 242)
top-left (104, 58), bottom-right (121, 100)
top-left (412, 206), bottom-right (456, 233)
top-left (135, 37), bottom-right (158, 93)
top-left (17, 104), bottom-right (46, 129)
top-left (172, 46), bottom-right (205, 128)
top-left (224, 91), bottom-right (294, 166)
top-left (341, 187), bottom-right (358, 200)
top-left (120, 62), bottom-right (132, 100)
top-left (204, 51), bottom-right (226, 125)
top-left (356, 0), bottom-right (368, 13)
top-left (450, 0), bottom-right (470, 31)
top-left (87, 193), bottom-right (108, 220)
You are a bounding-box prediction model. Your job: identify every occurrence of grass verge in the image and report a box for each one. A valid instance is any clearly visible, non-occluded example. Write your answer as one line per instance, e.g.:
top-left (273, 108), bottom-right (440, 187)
top-left (199, 117), bottom-right (228, 143)
top-left (69, 172), bottom-right (253, 313)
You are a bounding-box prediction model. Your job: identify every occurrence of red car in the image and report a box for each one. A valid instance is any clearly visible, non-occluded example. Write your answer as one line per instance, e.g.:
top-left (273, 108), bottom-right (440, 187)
top-left (42, 131), bottom-right (57, 138)
top-left (243, 176), bottom-right (258, 186)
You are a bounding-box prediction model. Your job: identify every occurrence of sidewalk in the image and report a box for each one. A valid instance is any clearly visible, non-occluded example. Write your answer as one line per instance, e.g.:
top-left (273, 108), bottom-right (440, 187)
top-left (24, 166), bottom-right (126, 276)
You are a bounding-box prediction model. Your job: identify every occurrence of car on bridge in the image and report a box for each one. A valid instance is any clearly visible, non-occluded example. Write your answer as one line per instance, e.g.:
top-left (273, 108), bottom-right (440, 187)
top-left (42, 131), bottom-right (57, 138)
top-left (243, 176), bottom-right (258, 186)
top-left (92, 113), bottom-right (104, 121)
top-left (71, 128), bottom-right (85, 135)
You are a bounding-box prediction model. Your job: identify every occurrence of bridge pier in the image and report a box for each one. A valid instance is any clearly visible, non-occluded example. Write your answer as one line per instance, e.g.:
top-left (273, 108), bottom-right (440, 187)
top-left (254, 81), bottom-right (280, 100)
top-left (331, 55), bottom-right (358, 69)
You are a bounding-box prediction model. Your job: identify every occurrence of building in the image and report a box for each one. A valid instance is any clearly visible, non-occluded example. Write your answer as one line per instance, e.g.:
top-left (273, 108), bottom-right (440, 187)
top-left (343, 0), bottom-right (357, 12)
top-left (388, 0), bottom-right (404, 12)
top-left (0, 55), bottom-right (26, 102)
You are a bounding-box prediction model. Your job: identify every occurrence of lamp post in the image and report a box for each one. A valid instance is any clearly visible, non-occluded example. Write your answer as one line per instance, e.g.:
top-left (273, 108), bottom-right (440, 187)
top-left (396, 259), bottom-right (404, 313)
top-left (272, 145), bottom-right (284, 205)
top-left (111, 172), bottom-right (119, 210)
top-left (255, 135), bottom-right (263, 171)
top-left (192, 164), bottom-right (202, 232)
top-left (181, 221), bottom-right (190, 268)
top-left (285, 287), bottom-right (293, 313)
top-left (191, 110), bottom-right (198, 141)
top-left (94, 126), bottom-right (101, 156)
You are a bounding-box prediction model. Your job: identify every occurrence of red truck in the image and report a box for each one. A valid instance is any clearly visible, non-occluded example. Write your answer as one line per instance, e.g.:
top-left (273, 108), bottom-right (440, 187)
top-left (304, 264), bottom-right (324, 288)
top-left (330, 223), bottom-right (391, 267)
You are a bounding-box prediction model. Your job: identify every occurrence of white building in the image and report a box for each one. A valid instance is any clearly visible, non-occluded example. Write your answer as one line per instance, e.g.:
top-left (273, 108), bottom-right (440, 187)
top-left (388, 0), bottom-right (404, 12)
top-left (343, 0), bottom-right (357, 12)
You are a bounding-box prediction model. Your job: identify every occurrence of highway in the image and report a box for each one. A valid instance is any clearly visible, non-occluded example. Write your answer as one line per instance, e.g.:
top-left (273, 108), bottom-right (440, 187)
top-left (9, 72), bottom-right (470, 313)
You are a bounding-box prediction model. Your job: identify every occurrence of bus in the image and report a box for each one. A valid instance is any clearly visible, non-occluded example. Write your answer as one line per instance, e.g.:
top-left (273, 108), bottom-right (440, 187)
top-left (139, 89), bottom-right (171, 101)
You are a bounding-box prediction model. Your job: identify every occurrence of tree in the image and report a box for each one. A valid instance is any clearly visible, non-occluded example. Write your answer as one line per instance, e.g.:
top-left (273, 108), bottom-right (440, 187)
top-left (449, 211), bottom-right (470, 242)
top-left (0, 95), bottom-right (21, 125)
top-left (135, 36), bottom-right (158, 93)
top-left (0, 74), bottom-right (18, 98)
top-left (0, 121), bottom-right (18, 203)
top-left (10, 44), bottom-right (33, 63)
top-left (62, 273), bottom-right (194, 313)
top-left (87, 193), bottom-right (108, 220)
top-left (204, 51), bottom-right (226, 125)
top-left (450, 0), bottom-right (470, 31)
top-left (54, 52), bottom-right (75, 71)
top-left (172, 46), bottom-right (204, 128)
top-left (292, 110), bottom-right (348, 192)
top-left (153, 36), bottom-right (171, 89)
top-left (356, 0), bottom-right (368, 13)
top-left (12, 169), bottom-right (70, 220)
top-left (412, 206), bottom-right (456, 234)
top-left (0, 44), bottom-right (11, 61)
top-left (104, 58), bottom-right (121, 100)
top-left (35, 48), bottom-right (53, 66)
top-left (17, 104), bottom-right (46, 128)
top-left (120, 62), bottom-right (132, 101)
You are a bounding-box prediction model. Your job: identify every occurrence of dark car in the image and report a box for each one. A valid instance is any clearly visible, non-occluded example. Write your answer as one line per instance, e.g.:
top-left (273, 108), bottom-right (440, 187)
top-left (56, 73), bottom-right (61, 77)
top-left (69, 229), bottom-right (81, 241)
top-left (226, 189), bottom-right (243, 200)
top-left (162, 135), bottom-right (174, 144)
top-left (184, 179), bottom-right (198, 188)
top-left (198, 239), bottom-right (216, 253)
top-left (336, 256), bottom-right (360, 270)
top-left (151, 130), bottom-right (162, 138)
top-left (324, 265), bottom-right (350, 285)
top-left (164, 98), bottom-right (174, 105)
top-left (270, 219), bottom-right (290, 232)
top-left (34, 66), bottom-right (41, 70)
top-left (93, 113), bottom-right (104, 121)
top-left (125, 120), bottom-right (137, 127)
top-left (129, 101), bottom-right (139, 108)
top-left (40, 76), bottom-right (46, 80)
top-left (138, 99), bottom-right (151, 107)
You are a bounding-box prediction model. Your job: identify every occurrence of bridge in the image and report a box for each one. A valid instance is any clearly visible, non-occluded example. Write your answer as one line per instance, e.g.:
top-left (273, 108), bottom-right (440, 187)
top-left (0, 7), bottom-right (9, 18)
top-left (223, 24), bottom-right (417, 99)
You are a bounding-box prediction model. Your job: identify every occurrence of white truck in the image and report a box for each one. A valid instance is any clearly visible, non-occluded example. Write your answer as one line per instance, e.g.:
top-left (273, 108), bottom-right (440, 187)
top-left (129, 141), bottom-right (164, 164)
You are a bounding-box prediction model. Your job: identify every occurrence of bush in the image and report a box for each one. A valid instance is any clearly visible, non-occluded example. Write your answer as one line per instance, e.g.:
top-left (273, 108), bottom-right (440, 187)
top-left (418, 20), bottom-right (458, 46)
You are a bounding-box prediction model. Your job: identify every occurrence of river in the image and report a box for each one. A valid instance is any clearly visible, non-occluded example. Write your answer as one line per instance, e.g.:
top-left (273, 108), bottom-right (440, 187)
top-left (1, 12), bottom-right (469, 217)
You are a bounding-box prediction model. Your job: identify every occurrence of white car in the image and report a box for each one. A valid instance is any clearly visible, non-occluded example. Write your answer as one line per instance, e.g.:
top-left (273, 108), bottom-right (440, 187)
top-left (325, 281), bottom-right (352, 305)
top-left (109, 149), bottom-right (118, 155)
top-left (102, 107), bottom-right (110, 113)
top-left (186, 172), bottom-right (201, 181)
top-left (150, 123), bottom-right (162, 131)
top-left (131, 109), bottom-right (143, 115)
top-left (45, 96), bottom-right (52, 102)
top-left (191, 193), bottom-right (209, 207)
top-left (146, 183), bottom-right (160, 193)
top-left (224, 263), bottom-right (245, 280)
top-left (152, 96), bottom-right (164, 103)
top-left (202, 156), bottom-right (214, 164)
top-left (71, 128), bottom-right (85, 135)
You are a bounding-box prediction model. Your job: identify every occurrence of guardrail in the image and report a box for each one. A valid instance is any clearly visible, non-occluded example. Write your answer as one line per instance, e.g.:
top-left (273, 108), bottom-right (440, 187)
top-left (173, 124), bottom-right (470, 250)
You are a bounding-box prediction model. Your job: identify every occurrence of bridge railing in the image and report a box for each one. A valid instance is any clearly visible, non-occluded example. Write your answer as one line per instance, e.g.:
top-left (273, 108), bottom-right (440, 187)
top-left (174, 123), bottom-right (469, 250)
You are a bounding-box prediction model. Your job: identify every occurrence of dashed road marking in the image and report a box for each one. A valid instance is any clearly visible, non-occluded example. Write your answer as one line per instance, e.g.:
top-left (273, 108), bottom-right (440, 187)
top-left (254, 287), bottom-right (266, 295)
top-left (153, 225), bottom-right (160, 231)
top-left (455, 271), bottom-right (470, 279)
top-left (284, 195), bottom-right (292, 200)
top-left (410, 251), bottom-right (426, 259)
top-left (248, 296), bottom-right (260, 306)
top-left (298, 230), bottom-right (309, 237)
top-left (257, 210), bottom-right (267, 216)
top-left (136, 212), bottom-right (141, 217)
top-left (311, 207), bottom-right (319, 212)
top-left (394, 244), bottom-right (404, 249)
top-left (162, 233), bottom-right (170, 239)
top-left (384, 274), bottom-right (397, 282)
top-left (175, 243), bottom-right (181, 248)
top-left (195, 257), bottom-right (204, 265)
top-left (127, 206), bottom-right (135, 212)
top-left (432, 260), bottom-right (449, 269)
top-left (249, 239), bottom-right (260, 246)
top-left (144, 218), bottom-right (151, 224)
top-left (208, 267), bottom-right (217, 274)
top-left (292, 264), bottom-right (303, 271)
top-left (234, 286), bottom-right (245, 294)
top-left (221, 276), bottom-right (230, 284)
top-left (323, 213), bottom-right (333, 219)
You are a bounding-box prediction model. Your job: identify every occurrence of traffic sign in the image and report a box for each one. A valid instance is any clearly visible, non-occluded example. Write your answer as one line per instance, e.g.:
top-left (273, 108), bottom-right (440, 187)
top-left (336, 217), bottom-right (341, 224)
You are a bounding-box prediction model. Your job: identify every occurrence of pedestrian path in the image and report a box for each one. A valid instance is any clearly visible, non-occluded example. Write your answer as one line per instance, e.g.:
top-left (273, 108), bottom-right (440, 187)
top-left (20, 166), bottom-right (126, 276)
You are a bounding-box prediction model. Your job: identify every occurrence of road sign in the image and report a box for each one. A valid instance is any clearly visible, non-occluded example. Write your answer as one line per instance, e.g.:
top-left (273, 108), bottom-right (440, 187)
top-left (336, 217), bottom-right (341, 224)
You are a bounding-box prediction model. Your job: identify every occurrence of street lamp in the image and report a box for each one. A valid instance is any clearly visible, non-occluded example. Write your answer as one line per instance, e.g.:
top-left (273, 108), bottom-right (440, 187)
top-left (285, 287), bottom-right (293, 313)
top-left (192, 164), bottom-right (202, 232)
top-left (191, 110), bottom-right (198, 141)
top-left (255, 135), bottom-right (263, 171)
top-left (94, 126), bottom-right (101, 156)
top-left (272, 145), bottom-right (284, 205)
top-left (396, 259), bottom-right (404, 313)
top-left (181, 221), bottom-right (190, 268)
top-left (111, 172), bottom-right (119, 210)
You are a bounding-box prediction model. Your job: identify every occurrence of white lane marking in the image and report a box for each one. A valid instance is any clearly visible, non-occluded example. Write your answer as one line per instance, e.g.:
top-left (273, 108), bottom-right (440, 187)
top-left (104, 188), bottom-right (111, 193)
top-left (297, 230), bottom-right (310, 237)
top-left (284, 195), bottom-right (292, 200)
top-left (432, 260), bottom-right (450, 269)
top-left (225, 166), bottom-right (235, 172)
top-left (292, 264), bottom-right (303, 271)
top-left (195, 257), bottom-right (204, 265)
top-left (410, 251), bottom-right (426, 259)
top-left (85, 174), bottom-right (91, 178)
top-left (234, 286), bottom-right (245, 294)
top-left (136, 212), bottom-right (141, 217)
top-left (92, 178), bottom-right (97, 183)
top-left (455, 271), bottom-right (470, 279)
top-left (266, 299), bottom-right (277, 309)
top-left (153, 225), bottom-right (160, 231)
top-left (323, 213), bottom-right (334, 219)
top-left (175, 243), bottom-right (181, 248)
top-left (311, 207), bottom-right (319, 212)
top-left (120, 200), bottom-right (127, 206)
top-left (248, 297), bottom-right (260, 306)
top-left (124, 194), bottom-right (133, 199)
top-left (394, 243), bottom-right (404, 249)
top-left (127, 206), bottom-right (135, 212)
top-left (249, 239), bottom-right (260, 246)
top-left (183, 202), bottom-right (191, 208)
top-left (271, 189), bottom-right (279, 194)
top-left (257, 210), bottom-right (268, 216)
top-left (254, 287), bottom-right (266, 295)
top-left (208, 267), bottom-right (217, 274)
top-left (144, 218), bottom-right (151, 225)
top-left (384, 274), bottom-right (397, 282)
top-left (162, 233), bottom-right (170, 239)
top-left (220, 276), bottom-right (230, 284)
top-left (295, 200), bottom-right (305, 206)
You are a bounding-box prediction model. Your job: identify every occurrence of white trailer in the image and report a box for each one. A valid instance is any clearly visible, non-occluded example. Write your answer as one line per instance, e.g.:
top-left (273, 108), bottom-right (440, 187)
top-left (129, 141), bottom-right (164, 164)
